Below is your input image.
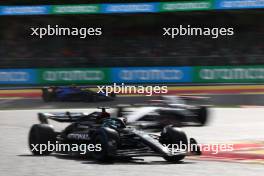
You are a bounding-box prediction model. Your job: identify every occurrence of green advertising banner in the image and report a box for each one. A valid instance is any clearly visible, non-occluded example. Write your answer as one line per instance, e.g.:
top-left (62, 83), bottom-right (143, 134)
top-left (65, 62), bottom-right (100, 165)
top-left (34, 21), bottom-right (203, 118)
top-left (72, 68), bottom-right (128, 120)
top-left (160, 1), bottom-right (213, 12)
top-left (194, 65), bottom-right (264, 83)
top-left (51, 4), bottom-right (100, 14)
top-left (38, 68), bottom-right (110, 85)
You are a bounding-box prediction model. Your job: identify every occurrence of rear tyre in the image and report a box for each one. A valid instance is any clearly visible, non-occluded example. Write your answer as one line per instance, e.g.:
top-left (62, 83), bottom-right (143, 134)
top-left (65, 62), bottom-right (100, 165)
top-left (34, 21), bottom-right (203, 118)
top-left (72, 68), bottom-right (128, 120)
top-left (160, 125), bottom-right (188, 162)
top-left (28, 124), bottom-right (56, 155)
top-left (42, 88), bottom-right (53, 102)
top-left (196, 106), bottom-right (208, 126)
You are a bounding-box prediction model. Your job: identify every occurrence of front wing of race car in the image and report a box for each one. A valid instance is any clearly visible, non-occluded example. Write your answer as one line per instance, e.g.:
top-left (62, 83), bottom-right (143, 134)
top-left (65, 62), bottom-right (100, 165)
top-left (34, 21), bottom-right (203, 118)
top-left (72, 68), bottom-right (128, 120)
top-left (114, 128), bottom-right (201, 158)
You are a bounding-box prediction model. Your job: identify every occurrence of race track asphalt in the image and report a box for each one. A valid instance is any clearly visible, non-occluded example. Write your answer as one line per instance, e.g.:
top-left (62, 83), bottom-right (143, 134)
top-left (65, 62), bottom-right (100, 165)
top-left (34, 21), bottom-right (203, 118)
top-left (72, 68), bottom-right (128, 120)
top-left (0, 93), bottom-right (263, 110)
top-left (0, 107), bottom-right (264, 176)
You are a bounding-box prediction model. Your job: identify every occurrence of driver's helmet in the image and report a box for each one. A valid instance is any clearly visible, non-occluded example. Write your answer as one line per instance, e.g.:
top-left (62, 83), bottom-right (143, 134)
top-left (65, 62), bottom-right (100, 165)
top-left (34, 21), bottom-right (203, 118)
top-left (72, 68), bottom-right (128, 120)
top-left (96, 108), bottom-right (110, 123)
top-left (101, 108), bottom-right (110, 118)
top-left (102, 117), bottom-right (126, 129)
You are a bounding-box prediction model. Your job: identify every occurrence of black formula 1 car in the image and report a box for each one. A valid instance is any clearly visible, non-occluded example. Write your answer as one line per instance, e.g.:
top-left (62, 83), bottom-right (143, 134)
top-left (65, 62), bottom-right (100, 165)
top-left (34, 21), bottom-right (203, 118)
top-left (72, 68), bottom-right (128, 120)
top-left (115, 95), bottom-right (210, 129)
top-left (28, 108), bottom-right (201, 162)
top-left (41, 86), bottom-right (116, 102)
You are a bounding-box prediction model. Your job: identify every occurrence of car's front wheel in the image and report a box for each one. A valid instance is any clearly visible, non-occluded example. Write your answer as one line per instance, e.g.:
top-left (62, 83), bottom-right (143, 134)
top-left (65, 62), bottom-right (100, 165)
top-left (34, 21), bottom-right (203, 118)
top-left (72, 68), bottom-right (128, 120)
top-left (159, 125), bottom-right (188, 162)
top-left (91, 128), bottom-right (119, 162)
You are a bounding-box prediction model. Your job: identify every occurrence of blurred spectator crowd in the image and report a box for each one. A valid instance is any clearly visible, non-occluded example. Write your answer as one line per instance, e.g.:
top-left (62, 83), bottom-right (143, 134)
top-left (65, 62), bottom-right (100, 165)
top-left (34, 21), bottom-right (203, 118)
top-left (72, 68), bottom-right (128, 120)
top-left (0, 11), bottom-right (263, 68)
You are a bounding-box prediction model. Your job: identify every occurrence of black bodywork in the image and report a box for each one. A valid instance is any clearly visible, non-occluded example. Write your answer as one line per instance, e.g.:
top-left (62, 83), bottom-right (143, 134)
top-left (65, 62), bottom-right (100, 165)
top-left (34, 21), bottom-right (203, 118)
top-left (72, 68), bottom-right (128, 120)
top-left (29, 109), bottom-right (201, 162)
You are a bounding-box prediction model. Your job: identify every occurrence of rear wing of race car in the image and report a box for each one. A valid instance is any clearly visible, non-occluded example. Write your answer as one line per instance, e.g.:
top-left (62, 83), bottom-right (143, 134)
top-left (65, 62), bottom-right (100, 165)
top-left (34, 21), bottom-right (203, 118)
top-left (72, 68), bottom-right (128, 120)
top-left (37, 112), bottom-right (91, 124)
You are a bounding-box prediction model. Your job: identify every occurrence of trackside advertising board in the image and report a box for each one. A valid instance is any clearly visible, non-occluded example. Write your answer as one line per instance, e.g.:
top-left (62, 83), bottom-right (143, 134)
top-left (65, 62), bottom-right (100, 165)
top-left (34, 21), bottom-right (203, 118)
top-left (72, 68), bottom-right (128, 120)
top-left (193, 66), bottom-right (264, 83)
top-left (37, 68), bottom-right (111, 85)
top-left (215, 0), bottom-right (264, 9)
top-left (111, 67), bottom-right (192, 83)
top-left (160, 0), bottom-right (213, 12)
top-left (0, 66), bottom-right (264, 85)
top-left (0, 0), bottom-right (264, 15)
top-left (101, 3), bottom-right (159, 13)
top-left (0, 6), bottom-right (50, 15)
top-left (0, 69), bottom-right (37, 84)
top-left (51, 4), bottom-right (100, 14)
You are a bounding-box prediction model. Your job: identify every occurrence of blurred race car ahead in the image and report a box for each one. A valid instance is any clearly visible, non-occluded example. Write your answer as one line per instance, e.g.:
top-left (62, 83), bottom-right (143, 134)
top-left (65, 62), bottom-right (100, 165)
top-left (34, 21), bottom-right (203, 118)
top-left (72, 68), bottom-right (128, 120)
top-left (116, 95), bottom-right (210, 129)
top-left (28, 108), bottom-right (201, 162)
top-left (42, 86), bottom-right (116, 102)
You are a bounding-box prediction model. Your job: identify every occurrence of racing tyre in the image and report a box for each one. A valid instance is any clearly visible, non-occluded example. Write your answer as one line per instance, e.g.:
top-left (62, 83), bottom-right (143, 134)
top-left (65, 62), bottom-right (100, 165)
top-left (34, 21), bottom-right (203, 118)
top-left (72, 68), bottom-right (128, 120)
top-left (196, 106), bottom-right (208, 126)
top-left (160, 125), bottom-right (188, 162)
top-left (91, 128), bottom-right (119, 162)
top-left (42, 88), bottom-right (52, 102)
top-left (28, 124), bottom-right (56, 155)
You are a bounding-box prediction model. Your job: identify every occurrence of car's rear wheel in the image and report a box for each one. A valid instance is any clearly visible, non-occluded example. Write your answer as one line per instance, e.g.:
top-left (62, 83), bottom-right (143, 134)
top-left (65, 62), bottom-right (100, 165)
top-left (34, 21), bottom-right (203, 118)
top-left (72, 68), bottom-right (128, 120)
top-left (42, 88), bottom-right (53, 102)
top-left (28, 124), bottom-right (56, 155)
top-left (196, 106), bottom-right (208, 126)
top-left (160, 125), bottom-right (188, 162)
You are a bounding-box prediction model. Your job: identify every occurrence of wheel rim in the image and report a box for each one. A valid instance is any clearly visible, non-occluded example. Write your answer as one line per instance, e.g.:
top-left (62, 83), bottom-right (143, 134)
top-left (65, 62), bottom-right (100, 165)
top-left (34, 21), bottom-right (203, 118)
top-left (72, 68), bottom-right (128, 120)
top-left (92, 135), bottom-right (105, 159)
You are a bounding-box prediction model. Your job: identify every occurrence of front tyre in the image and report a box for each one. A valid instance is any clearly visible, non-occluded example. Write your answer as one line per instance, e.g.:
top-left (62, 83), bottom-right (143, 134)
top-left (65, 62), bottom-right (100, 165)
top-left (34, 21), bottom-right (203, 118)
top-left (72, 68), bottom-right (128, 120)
top-left (28, 124), bottom-right (56, 155)
top-left (160, 125), bottom-right (188, 162)
top-left (91, 128), bottom-right (119, 162)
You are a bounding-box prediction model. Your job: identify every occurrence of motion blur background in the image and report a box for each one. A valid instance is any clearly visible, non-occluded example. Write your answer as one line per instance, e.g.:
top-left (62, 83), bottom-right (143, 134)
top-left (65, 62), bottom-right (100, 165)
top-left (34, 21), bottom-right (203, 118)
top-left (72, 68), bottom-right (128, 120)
top-left (0, 5), bottom-right (263, 67)
top-left (0, 0), bottom-right (263, 96)
top-left (0, 1), bottom-right (264, 176)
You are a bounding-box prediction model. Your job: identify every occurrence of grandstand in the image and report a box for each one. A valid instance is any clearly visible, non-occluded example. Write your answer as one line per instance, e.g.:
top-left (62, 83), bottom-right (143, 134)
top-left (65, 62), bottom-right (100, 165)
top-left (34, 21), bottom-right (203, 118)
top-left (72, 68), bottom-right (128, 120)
top-left (0, 1), bottom-right (263, 68)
